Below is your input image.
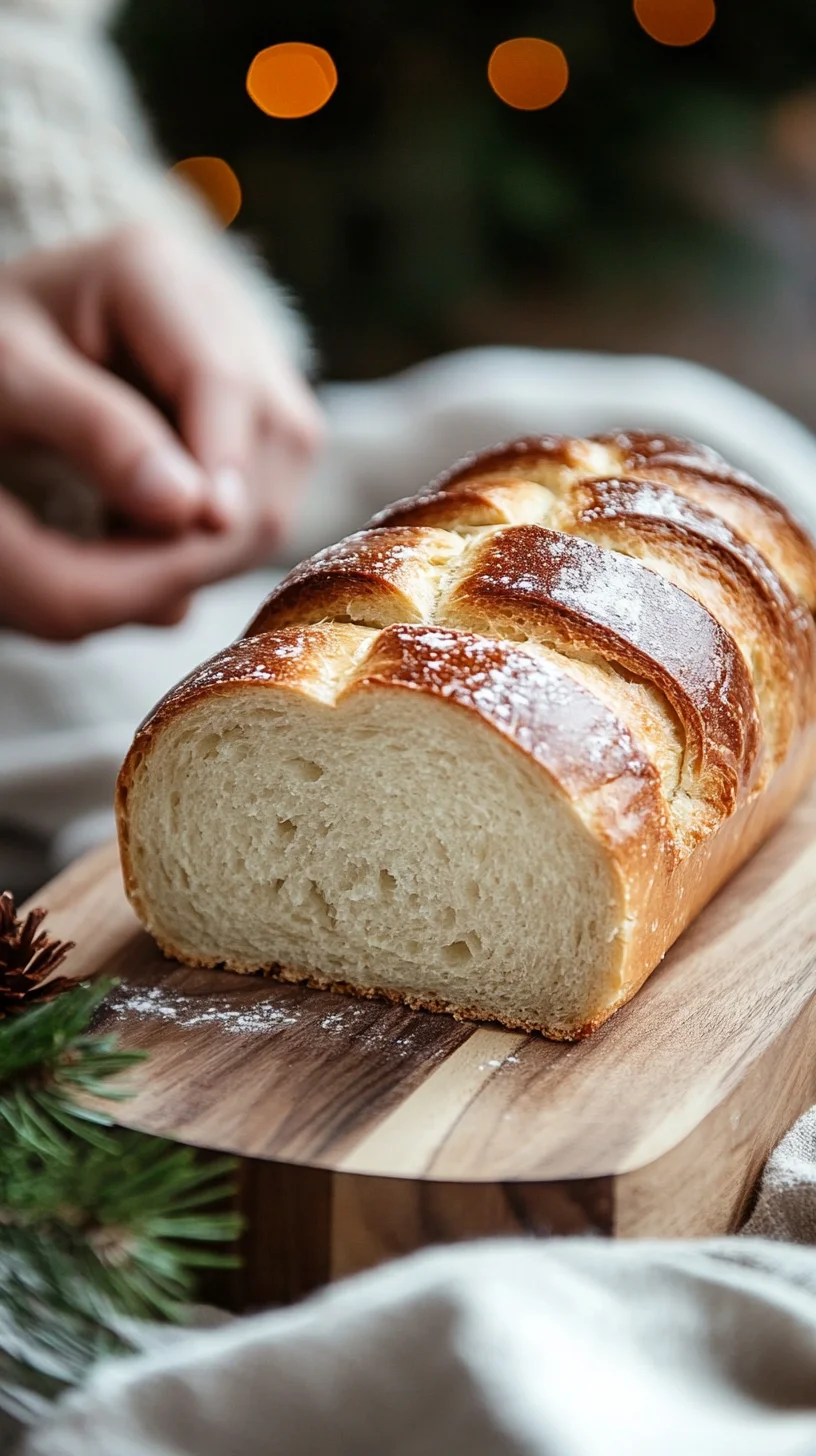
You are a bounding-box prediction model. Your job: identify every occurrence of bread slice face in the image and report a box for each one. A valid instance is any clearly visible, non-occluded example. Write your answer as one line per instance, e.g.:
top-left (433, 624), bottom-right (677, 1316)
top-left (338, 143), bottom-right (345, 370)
top-left (118, 432), bottom-right (816, 1038)
top-left (118, 624), bottom-right (673, 1038)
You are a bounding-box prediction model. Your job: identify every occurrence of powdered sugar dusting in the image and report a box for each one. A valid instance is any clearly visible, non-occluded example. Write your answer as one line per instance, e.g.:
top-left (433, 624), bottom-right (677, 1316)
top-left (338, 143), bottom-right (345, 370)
top-left (580, 478), bottom-right (793, 615)
top-left (102, 981), bottom-right (453, 1062)
top-left (388, 623), bottom-right (651, 792)
top-left (478, 1053), bottom-right (521, 1070)
top-left (104, 983), bottom-right (303, 1035)
top-left (470, 527), bottom-right (747, 726)
top-left (278, 528), bottom-right (457, 589)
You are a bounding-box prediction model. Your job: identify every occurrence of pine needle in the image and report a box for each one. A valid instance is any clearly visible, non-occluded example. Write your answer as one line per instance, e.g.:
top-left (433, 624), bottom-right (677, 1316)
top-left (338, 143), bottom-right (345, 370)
top-left (0, 976), bottom-right (241, 1423)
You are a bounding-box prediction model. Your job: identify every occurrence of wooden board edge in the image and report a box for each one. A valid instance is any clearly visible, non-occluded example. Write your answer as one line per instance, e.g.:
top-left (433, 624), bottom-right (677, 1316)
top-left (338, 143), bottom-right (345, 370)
top-left (614, 989), bottom-right (816, 1237)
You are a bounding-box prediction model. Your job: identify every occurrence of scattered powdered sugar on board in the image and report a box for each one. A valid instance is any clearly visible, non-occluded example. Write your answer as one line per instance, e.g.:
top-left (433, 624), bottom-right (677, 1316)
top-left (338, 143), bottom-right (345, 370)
top-left (477, 1053), bottom-right (522, 1071)
top-left (104, 983), bottom-right (303, 1036)
top-left (102, 982), bottom-right (454, 1061)
top-left (320, 1007), bottom-right (362, 1032)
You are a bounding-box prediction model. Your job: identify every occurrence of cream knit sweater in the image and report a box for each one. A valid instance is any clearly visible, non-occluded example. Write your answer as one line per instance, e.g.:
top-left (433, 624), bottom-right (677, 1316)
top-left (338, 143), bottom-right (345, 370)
top-left (0, 0), bottom-right (308, 360)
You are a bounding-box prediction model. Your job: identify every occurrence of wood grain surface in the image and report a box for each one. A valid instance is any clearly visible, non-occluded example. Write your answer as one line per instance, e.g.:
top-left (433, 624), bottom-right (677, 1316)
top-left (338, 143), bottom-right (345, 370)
top-left (30, 779), bottom-right (816, 1185)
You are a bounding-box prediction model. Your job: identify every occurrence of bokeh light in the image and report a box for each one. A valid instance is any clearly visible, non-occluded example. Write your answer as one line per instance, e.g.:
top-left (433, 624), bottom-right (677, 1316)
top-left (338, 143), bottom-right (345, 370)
top-left (170, 157), bottom-right (242, 226)
top-left (488, 38), bottom-right (569, 112)
top-left (247, 42), bottom-right (337, 119)
top-left (633, 0), bottom-right (716, 47)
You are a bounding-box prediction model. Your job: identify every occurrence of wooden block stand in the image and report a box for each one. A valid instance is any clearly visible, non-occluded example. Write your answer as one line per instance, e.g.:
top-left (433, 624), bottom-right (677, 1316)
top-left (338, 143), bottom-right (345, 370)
top-left (33, 786), bottom-right (816, 1310)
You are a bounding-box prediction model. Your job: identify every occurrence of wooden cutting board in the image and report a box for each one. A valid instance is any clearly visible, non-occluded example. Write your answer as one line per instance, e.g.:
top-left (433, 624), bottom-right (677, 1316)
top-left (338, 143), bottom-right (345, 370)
top-left (29, 782), bottom-right (816, 1308)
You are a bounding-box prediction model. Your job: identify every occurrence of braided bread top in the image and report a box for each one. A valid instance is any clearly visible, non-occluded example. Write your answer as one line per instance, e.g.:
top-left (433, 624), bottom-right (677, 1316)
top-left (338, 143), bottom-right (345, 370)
top-left (241, 434), bottom-right (816, 859)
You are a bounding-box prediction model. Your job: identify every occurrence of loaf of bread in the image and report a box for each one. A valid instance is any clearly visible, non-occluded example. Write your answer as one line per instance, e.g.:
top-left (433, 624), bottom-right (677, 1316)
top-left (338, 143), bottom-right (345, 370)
top-left (116, 432), bottom-right (816, 1038)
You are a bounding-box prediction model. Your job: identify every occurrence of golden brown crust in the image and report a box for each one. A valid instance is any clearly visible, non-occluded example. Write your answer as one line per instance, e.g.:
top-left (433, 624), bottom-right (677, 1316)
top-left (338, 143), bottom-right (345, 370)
top-left (432, 430), bottom-right (816, 608)
top-left (432, 434), bottom-right (605, 491)
top-left (444, 524), bottom-right (762, 818)
top-left (369, 480), bottom-right (553, 531)
top-left (246, 528), bottom-right (462, 635)
top-left (596, 431), bottom-right (816, 608)
top-left (563, 477), bottom-right (816, 767)
top-left (131, 625), bottom-right (377, 734)
top-left (594, 430), bottom-right (759, 487)
top-left (569, 475), bottom-right (800, 621)
top-left (367, 457), bottom-right (815, 781)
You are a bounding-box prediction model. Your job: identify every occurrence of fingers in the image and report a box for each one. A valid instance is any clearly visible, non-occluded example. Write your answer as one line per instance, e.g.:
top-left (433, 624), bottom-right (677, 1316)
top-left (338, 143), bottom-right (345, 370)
top-left (0, 485), bottom-right (275, 641)
top-left (0, 296), bottom-right (209, 533)
top-left (145, 595), bottom-right (193, 628)
top-left (179, 373), bottom-right (254, 529)
top-left (178, 364), bottom-right (325, 537)
top-left (0, 488), bottom-right (187, 637)
top-left (96, 226), bottom-right (326, 525)
top-left (3, 225), bottom-right (327, 562)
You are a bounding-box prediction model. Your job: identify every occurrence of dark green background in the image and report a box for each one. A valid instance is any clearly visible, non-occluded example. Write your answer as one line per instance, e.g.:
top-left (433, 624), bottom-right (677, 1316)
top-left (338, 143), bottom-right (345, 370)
top-left (116, 1), bottom-right (816, 417)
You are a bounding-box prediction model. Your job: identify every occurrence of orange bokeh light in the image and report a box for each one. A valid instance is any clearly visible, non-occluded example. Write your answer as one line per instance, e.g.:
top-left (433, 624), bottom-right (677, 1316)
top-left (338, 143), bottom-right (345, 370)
top-left (633, 0), bottom-right (716, 47)
top-left (247, 41), bottom-right (337, 119)
top-left (488, 38), bottom-right (569, 112)
top-left (170, 156), bottom-right (242, 227)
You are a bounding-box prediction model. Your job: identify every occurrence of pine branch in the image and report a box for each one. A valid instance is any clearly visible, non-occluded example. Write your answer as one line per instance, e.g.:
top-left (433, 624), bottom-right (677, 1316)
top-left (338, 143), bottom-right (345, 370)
top-left (0, 930), bottom-right (242, 1425)
top-left (0, 981), bottom-right (145, 1156)
top-left (1, 1135), bottom-right (241, 1424)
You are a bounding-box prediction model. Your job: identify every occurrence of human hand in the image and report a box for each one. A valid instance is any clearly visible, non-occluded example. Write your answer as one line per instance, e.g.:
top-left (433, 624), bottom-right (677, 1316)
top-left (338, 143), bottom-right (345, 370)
top-left (0, 224), bottom-right (324, 639)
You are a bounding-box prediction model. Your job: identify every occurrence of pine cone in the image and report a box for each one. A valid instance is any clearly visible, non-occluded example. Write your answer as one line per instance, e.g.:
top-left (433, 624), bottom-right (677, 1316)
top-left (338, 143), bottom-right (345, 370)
top-left (0, 891), bottom-right (75, 1017)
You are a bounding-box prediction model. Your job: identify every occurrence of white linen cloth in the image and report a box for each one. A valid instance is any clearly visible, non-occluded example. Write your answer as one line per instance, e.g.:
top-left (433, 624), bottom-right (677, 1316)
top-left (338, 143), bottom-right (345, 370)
top-left (17, 1239), bottom-right (816, 1456)
top-left (743, 1105), bottom-right (816, 1245)
top-left (4, 345), bottom-right (816, 892)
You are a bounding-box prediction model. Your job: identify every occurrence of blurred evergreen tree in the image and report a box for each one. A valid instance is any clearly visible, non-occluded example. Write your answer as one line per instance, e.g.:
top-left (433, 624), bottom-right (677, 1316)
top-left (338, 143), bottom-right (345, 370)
top-left (116, 0), bottom-right (816, 377)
